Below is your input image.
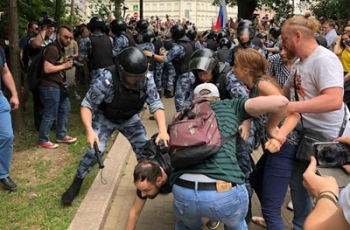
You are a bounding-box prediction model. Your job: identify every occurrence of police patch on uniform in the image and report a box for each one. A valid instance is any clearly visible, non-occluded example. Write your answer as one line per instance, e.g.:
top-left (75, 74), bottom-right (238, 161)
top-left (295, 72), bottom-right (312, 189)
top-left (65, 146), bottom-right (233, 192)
top-left (90, 90), bottom-right (98, 99)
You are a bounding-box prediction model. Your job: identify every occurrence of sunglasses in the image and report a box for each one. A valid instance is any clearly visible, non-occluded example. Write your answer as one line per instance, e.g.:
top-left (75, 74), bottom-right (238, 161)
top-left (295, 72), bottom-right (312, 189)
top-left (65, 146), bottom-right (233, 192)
top-left (61, 35), bottom-right (73, 40)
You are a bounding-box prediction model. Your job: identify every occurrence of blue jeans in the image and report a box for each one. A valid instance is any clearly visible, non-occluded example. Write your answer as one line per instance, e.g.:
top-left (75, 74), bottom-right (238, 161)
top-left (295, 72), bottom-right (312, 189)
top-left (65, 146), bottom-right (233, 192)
top-left (172, 183), bottom-right (248, 230)
top-left (0, 91), bottom-right (14, 179)
top-left (250, 143), bottom-right (296, 230)
top-left (289, 160), bottom-right (313, 230)
top-left (38, 86), bottom-right (71, 143)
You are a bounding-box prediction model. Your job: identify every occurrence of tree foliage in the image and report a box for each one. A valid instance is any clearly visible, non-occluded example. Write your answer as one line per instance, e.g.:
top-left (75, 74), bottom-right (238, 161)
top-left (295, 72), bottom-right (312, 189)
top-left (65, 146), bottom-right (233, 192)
top-left (310, 0), bottom-right (350, 25)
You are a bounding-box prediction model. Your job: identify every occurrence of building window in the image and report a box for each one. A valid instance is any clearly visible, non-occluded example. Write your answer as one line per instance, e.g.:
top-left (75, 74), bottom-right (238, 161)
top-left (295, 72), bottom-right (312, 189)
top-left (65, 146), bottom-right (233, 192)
top-left (160, 3), bottom-right (164, 10)
top-left (152, 4), bottom-right (157, 10)
top-left (174, 3), bottom-right (179, 11)
top-left (167, 3), bottom-right (172, 11)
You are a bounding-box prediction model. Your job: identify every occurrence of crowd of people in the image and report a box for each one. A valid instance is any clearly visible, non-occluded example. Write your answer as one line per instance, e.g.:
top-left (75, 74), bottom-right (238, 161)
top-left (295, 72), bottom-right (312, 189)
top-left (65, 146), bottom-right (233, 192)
top-left (1, 9), bottom-right (350, 230)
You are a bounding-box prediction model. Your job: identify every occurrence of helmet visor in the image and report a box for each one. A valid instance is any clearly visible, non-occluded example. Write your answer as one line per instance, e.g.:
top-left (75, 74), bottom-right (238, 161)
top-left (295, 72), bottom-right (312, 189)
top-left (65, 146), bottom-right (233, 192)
top-left (189, 57), bottom-right (216, 72)
top-left (119, 68), bottom-right (147, 90)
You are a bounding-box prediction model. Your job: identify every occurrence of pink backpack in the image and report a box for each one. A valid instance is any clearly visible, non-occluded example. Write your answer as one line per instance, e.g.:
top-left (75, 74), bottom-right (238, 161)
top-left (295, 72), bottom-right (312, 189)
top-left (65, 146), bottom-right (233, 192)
top-left (168, 98), bottom-right (235, 169)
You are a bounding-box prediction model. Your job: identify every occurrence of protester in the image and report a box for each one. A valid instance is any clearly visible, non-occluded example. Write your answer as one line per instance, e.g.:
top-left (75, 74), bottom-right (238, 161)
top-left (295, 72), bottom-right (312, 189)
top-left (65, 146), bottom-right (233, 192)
top-left (169, 82), bottom-right (289, 229)
top-left (281, 15), bottom-right (350, 229)
top-left (233, 48), bottom-right (300, 230)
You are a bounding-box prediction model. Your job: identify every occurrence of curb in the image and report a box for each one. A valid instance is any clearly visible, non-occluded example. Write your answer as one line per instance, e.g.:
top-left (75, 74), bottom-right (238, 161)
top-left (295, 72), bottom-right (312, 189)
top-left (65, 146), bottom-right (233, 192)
top-left (68, 133), bottom-right (132, 230)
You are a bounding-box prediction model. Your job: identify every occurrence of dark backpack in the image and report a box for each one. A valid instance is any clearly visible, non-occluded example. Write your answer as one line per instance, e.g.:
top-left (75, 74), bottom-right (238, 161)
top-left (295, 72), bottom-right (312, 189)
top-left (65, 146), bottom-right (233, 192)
top-left (27, 43), bottom-right (59, 91)
top-left (168, 98), bottom-right (235, 169)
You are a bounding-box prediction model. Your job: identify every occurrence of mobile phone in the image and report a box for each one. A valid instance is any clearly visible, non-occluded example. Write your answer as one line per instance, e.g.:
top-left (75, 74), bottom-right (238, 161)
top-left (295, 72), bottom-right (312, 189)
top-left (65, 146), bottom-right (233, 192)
top-left (313, 142), bottom-right (350, 167)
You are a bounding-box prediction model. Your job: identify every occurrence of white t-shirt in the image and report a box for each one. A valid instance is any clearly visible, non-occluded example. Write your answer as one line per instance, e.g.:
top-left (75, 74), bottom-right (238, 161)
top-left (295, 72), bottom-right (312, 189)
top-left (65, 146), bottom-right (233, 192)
top-left (285, 46), bottom-right (350, 138)
top-left (339, 183), bottom-right (350, 224)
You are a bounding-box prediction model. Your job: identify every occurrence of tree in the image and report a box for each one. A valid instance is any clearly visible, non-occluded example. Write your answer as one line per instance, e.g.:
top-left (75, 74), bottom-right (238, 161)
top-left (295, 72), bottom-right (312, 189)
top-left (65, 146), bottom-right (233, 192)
top-left (7, 0), bottom-right (26, 132)
top-left (310, 0), bottom-right (350, 28)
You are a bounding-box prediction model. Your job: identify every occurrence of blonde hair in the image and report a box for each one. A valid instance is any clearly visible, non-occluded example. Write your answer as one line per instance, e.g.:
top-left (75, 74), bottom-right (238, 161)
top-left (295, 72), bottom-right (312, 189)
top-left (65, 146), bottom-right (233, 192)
top-left (235, 49), bottom-right (280, 89)
top-left (283, 15), bottom-right (320, 39)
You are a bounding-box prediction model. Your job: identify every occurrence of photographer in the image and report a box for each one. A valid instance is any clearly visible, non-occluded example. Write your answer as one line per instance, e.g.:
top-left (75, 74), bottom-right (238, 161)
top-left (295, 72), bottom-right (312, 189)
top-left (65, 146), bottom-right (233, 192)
top-left (27, 13), bottom-right (56, 131)
top-left (37, 25), bottom-right (77, 149)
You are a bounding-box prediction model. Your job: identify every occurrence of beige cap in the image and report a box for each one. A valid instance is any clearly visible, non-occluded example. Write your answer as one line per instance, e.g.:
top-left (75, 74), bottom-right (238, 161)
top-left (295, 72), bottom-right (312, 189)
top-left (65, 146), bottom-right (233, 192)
top-left (194, 83), bottom-right (220, 98)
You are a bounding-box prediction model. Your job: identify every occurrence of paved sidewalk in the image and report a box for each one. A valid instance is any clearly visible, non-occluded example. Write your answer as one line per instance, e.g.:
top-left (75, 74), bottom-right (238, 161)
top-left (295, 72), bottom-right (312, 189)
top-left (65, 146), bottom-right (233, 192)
top-left (68, 96), bottom-right (293, 230)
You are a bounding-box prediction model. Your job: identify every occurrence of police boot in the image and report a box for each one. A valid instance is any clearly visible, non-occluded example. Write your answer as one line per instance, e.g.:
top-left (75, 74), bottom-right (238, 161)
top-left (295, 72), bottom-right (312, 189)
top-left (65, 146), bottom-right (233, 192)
top-left (164, 90), bottom-right (174, 98)
top-left (61, 177), bottom-right (83, 205)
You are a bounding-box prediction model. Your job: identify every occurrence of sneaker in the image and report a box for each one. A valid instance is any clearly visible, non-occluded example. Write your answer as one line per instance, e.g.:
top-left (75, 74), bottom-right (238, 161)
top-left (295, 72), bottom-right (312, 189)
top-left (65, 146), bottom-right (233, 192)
top-left (38, 142), bottom-right (59, 149)
top-left (206, 221), bottom-right (220, 230)
top-left (56, 136), bottom-right (77, 143)
top-left (252, 216), bottom-right (266, 228)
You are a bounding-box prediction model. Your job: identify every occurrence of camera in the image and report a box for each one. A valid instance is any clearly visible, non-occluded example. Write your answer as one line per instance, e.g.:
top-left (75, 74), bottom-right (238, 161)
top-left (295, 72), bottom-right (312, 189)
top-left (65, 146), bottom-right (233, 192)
top-left (38, 12), bottom-right (57, 28)
top-left (165, 14), bottom-right (169, 19)
top-left (156, 16), bottom-right (159, 21)
top-left (123, 6), bottom-right (129, 11)
top-left (67, 55), bottom-right (84, 68)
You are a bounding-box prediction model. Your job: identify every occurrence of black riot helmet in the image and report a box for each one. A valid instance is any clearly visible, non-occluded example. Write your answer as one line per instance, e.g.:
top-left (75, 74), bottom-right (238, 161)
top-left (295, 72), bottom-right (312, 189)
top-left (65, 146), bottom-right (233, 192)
top-left (136, 19), bottom-right (149, 32)
top-left (169, 24), bottom-right (186, 42)
top-left (269, 26), bottom-right (281, 40)
top-left (236, 20), bottom-right (255, 44)
top-left (189, 48), bottom-right (218, 72)
top-left (110, 19), bottom-right (127, 36)
top-left (257, 32), bottom-right (268, 39)
top-left (89, 16), bottom-right (105, 32)
top-left (219, 37), bottom-right (232, 49)
top-left (117, 47), bottom-right (148, 90)
top-left (186, 29), bottom-right (197, 41)
top-left (216, 30), bottom-right (229, 43)
top-left (202, 30), bottom-right (215, 39)
top-left (141, 29), bottom-right (155, 43)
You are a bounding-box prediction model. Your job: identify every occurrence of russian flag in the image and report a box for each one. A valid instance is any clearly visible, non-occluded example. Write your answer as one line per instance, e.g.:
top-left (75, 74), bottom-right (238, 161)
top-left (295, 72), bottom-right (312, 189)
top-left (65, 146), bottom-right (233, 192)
top-left (214, 0), bottom-right (227, 31)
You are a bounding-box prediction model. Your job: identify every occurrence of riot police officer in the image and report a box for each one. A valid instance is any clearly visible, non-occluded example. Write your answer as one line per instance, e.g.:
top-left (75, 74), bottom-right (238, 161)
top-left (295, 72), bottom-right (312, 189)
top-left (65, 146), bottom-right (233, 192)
top-left (143, 24), bottom-right (194, 111)
top-left (110, 19), bottom-right (137, 54)
top-left (61, 47), bottom-right (169, 205)
top-left (226, 20), bottom-right (265, 67)
top-left (216, 37), bottom-right (232, 63)
top-left (79, 17), bottom-right (114, 84)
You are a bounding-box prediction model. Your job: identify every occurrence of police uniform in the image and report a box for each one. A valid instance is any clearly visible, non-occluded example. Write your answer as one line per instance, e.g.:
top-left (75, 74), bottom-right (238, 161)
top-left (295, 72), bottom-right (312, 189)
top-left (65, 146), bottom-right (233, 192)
top-left (113, 31), bottom-right (137, 54)
top-left (164, 38), bottom-right (194, 112)
top-left (75, 67), bottom-right (164, 179)
top-left (79, 31), bottom-right (114, 84)
top-left (226, 42), bottom-right (265, 67)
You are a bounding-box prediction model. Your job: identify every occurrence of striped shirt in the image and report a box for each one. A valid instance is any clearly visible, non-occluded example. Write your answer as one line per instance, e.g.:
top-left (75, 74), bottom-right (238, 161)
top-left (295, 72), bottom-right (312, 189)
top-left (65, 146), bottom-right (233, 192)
top-left (169, 98), bottom-right (250, 185)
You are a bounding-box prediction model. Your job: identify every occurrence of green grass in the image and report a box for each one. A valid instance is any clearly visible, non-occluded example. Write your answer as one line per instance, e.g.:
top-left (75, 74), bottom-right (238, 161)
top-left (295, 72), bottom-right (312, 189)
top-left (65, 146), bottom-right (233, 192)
top-left (0, 87), bottom-right (117, 230)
